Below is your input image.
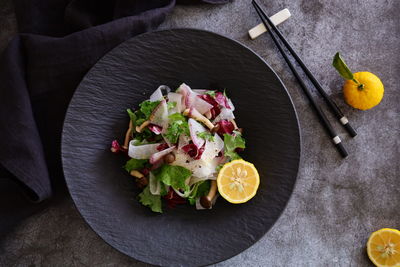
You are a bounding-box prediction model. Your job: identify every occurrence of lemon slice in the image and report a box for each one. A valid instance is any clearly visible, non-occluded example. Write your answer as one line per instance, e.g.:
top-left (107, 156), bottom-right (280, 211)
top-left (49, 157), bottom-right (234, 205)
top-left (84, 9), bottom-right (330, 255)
top-left (217, 159), bottom-right (260, 204)
top-left (367, 228), bottom-right (400, 267)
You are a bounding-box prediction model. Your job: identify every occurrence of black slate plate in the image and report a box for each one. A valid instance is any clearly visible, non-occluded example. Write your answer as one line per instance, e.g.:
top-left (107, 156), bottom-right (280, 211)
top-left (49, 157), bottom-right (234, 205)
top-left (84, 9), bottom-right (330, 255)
top-left (61, 29), bottom-right (301, 266)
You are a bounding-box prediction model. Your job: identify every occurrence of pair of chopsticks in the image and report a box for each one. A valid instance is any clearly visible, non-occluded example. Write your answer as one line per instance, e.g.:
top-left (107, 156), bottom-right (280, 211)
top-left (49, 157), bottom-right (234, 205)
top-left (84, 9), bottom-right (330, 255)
top-left (252, 0), bottom-right (357, 158)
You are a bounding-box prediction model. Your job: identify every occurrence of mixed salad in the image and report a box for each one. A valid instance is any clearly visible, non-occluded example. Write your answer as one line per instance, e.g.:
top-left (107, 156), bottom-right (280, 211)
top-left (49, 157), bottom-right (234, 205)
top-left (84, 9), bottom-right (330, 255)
top-left (111, 83), bottom-right (246, 212)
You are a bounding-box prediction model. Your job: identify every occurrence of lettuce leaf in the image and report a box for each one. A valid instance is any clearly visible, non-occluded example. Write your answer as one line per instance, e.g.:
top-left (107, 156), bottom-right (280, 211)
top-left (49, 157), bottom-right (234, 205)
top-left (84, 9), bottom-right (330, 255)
top-left (223, 131), bottom-right (246, 160)
top-left (205, 90), bottom-right (216, 97)
top-left (153, 164), bottom-right (191, 192)
top-left (127, 100), bottom-right (162, 142)
top-left (188, 180), bottom-right (211, 205)
top-left (139, 100), bottom-right (161, 119)
top-left (124, 158), bottom-right (148, 172)
top-left (164, 113), bottom-right (190, 144)
top-left (129, 100), bottom-right (159, 126)
top-left (127, 108), bottom-right (137, 125)
top-left (197, 131), bottom-right (215, 142)
top-left (167, 101), bottom-right (177, 110)
top-left (216, 164), bottom-right (224, 172)
top-left (138, 186), bottom-right (162, 213)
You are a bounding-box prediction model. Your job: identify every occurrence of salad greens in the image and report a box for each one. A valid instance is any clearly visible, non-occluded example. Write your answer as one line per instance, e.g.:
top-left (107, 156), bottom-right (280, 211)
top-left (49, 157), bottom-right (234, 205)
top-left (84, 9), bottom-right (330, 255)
top-left (223, 131), bottom-right (246, 161)
top-left (188, 180), bottom-right (211, 205)
top-left (164, 113), bottom-right (190, 144)
top-left (167, 101), bottom-right (177, 110)
top-left (215, 164), bottom-right (224, 172)
top-left (139, 186), bottom-right (162, 213)
top-left (127, 101), bottom-right (161, 142)
top-left (124, 158), bottom-right (148, 172)
top-left (197, 131), bottom-right (215, 142)
top-left (127, 108), bottom-right (137, 128)
top-left (129, 100), bottom-right (161, 129)
top-left (205, 90), bottom-right (216, 97)
top-left (140, 100), bottom-right (161, 119)
top-left (112, 83), bottom-right (247, 212)
top-left (153, 164), bottom-right (191, 192)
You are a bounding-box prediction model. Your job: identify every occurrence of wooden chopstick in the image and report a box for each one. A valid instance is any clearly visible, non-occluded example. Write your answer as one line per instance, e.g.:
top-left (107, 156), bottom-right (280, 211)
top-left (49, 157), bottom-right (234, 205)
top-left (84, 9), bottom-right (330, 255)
top-left (252, 0), bottom-right (349, 158)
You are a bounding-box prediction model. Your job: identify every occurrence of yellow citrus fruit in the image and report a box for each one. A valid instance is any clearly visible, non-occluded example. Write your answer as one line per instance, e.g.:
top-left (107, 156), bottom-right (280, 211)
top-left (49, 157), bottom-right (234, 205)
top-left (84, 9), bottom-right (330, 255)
top-left (367, 228), bottom-right (400, 267)
top-left (217, 159), bottom-right (260, 204)
top-left (343, 71), bottom-right (384, 110)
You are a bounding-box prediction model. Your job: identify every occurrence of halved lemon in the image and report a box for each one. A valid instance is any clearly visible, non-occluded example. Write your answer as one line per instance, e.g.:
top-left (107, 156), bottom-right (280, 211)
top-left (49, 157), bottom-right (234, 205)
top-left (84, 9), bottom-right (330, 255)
top-left (217, 159), bottom-right (260, 204)
top-left (367, 228), bottom-right (400, 267)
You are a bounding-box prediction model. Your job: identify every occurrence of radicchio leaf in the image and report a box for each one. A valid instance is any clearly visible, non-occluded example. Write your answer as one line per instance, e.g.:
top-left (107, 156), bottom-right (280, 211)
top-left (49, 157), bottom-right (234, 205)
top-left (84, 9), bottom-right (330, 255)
top-left (198, 94), bottom-right (220, 119)
top-left (148, 124), bottom-right (163, 135)
top-left (217, 120), bottom-right (235, 135)
top-left (215, 92), bottom-right (231, 109)
top-left (182, 143), bottom-right (205, 160)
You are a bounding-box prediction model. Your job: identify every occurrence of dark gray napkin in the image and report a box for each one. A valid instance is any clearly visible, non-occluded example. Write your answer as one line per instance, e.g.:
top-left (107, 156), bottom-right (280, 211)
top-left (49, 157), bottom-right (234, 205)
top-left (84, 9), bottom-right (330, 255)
top-left (0, 0), bottom-right (228, 233)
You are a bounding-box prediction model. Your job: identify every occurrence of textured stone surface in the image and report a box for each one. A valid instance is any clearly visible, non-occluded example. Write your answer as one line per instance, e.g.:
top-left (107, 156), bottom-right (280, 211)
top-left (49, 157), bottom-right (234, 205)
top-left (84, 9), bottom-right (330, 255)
top-left (0, 0), bottom-right (399, 266)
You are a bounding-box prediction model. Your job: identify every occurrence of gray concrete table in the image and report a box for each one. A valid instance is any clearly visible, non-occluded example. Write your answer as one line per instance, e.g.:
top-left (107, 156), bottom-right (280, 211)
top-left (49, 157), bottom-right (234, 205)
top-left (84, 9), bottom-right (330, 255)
top-left (1, 0), bottom-right (399, 266)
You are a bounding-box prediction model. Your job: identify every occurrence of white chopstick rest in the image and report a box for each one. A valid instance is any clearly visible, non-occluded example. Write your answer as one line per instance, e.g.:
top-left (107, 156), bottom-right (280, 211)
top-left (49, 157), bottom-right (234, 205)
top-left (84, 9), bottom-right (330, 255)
top-left (248, 8), bottom-right (291, 40)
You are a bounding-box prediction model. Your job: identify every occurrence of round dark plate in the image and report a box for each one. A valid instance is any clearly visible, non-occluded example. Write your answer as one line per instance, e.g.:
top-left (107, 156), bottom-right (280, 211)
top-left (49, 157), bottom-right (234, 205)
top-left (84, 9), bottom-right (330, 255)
top-left (62, 29), bottom-right (300, 266)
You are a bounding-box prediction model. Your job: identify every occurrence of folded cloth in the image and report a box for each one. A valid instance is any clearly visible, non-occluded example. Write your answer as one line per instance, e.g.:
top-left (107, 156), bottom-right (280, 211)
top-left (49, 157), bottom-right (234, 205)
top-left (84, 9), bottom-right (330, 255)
top-left (0, 0), bottom-right (228, 204)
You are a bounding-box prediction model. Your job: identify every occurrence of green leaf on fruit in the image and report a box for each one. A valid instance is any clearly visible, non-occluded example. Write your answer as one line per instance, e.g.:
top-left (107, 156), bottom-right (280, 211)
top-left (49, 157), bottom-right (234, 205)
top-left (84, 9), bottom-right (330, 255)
top-left (332, 52), bottom-right (354, 81)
